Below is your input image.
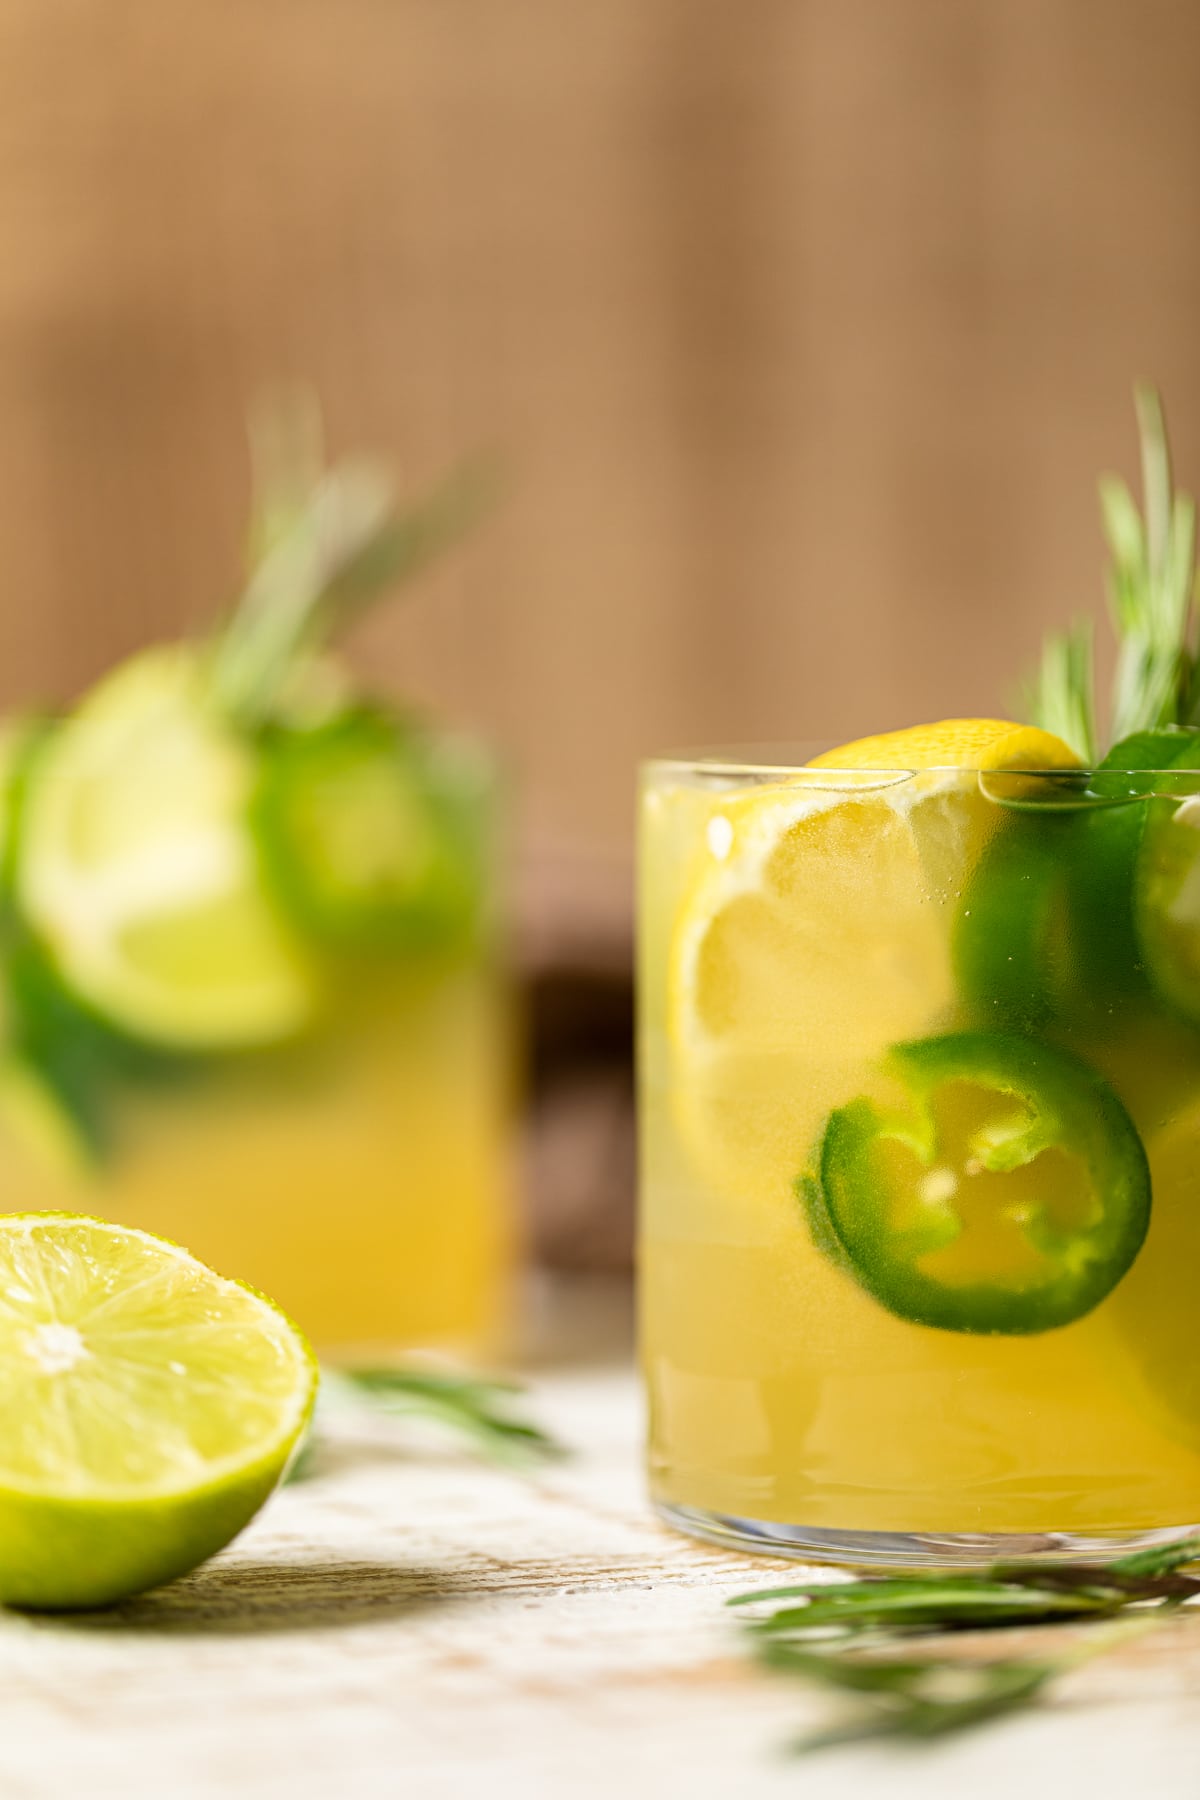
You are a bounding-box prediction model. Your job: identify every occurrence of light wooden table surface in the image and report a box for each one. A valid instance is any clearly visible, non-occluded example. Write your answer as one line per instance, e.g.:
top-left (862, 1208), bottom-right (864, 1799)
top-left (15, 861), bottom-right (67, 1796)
top-left (2, 1357), bottom-right (1198, 1800)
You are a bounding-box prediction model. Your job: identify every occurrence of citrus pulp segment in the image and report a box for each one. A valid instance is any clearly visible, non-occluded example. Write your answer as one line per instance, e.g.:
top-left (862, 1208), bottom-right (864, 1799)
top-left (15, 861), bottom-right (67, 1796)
top-left (666, 774), bottom-right (974, 1215)
top-left (0, 1213), bottom-right (316, 1609)
top-left (18, 648), bottom-right (315, 1050)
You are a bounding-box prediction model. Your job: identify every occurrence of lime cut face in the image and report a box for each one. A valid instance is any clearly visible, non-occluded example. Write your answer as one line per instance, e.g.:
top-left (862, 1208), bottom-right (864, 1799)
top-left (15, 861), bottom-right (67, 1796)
top-left (0, 1214), bottom-right (316, 1609)
top-left (19, 647), bottom-right (315, 1050)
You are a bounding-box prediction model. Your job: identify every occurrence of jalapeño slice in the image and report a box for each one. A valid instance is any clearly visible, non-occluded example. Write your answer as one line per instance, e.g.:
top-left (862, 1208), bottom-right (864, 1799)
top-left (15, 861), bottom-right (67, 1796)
top-left (251, 707), bottom-right (487, 954)
top-left (803, 1032), bottom-right (1150, 1335)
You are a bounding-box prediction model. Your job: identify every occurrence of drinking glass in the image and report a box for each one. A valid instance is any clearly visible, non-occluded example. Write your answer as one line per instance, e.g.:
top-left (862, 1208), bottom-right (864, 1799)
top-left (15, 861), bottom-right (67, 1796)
top-left (0, 696), bottom-right (513, 1353)
top-left (639, 751), bottom-right (1200, 1565)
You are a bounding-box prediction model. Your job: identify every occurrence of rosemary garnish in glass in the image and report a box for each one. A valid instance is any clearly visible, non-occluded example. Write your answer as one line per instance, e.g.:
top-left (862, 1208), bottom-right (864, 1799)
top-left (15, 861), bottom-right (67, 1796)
top-left (1023, 385), bottom-right (1200, 757)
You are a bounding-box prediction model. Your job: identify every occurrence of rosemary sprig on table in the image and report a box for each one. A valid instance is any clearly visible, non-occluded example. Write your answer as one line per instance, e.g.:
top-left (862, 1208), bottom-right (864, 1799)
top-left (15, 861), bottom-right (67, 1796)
top-left (1023, 385), bottom-right (1200, 757)
top-left (325, 1367), bottom-right (567, 1467)
top-left (288, 1365), bottom-right (567, 1482)
top-left (729, 1535), bottom-right (1200, 1751)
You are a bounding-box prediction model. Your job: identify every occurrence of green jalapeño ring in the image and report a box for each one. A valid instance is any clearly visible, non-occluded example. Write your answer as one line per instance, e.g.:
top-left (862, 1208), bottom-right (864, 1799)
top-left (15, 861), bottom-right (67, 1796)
top-left (639, 751), bottom-right (1200, 1568)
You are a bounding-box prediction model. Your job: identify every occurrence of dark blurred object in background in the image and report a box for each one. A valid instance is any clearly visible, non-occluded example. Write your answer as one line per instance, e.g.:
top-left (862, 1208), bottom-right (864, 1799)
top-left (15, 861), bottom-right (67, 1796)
top-left (519, 848), bottom-right (634, 1272)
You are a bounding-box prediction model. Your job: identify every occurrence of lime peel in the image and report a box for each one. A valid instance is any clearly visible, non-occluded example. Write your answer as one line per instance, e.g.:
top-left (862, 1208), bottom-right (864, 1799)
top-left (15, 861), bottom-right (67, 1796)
top-left (18, 647), bottom-right (315, 1051)
top-left (0, 1214), bottom-right (316, 1609)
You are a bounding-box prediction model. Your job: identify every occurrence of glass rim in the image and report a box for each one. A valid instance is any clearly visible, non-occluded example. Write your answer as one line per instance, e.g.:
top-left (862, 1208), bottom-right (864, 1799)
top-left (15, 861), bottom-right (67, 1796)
top-left (642, 746), bottom-right (1200, 780)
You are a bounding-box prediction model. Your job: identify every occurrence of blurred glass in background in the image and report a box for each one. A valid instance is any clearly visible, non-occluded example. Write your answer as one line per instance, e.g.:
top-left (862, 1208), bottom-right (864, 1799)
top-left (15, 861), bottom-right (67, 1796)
top-left (0, 416), bottom-right (514, 1350)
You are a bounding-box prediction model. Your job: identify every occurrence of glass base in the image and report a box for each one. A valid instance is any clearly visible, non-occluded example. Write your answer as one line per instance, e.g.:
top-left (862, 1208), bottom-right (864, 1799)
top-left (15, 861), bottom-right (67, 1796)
top-left (655, 1501), bottom-right (1200, 1570)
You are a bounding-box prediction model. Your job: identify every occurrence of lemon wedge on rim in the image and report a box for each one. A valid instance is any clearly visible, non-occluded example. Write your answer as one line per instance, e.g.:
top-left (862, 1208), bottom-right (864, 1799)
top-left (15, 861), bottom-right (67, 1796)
top-left (807, 719), bottom-right (1083, 771)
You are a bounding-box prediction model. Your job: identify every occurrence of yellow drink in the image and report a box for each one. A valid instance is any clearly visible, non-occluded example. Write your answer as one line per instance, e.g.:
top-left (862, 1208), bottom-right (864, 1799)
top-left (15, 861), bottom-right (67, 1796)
top-left (640, 754), bottom-right (1200, 1563)
top-left (0, 960), bottom-right (513, 1350)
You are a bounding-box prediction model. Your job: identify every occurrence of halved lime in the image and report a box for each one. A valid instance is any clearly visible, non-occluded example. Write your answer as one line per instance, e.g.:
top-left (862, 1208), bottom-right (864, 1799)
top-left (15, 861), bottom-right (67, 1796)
top-left (0, 1214), bottom-right (316, 1609)
top-left (18, 647), bottom-right (315, 1050)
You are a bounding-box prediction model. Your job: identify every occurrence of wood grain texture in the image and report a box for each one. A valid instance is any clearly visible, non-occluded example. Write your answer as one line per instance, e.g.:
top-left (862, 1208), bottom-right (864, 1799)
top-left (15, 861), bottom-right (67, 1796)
top-left (0, 1364), bottom-right (1197, 1799)
top-left (0, 4), bottom-right (1199, 869)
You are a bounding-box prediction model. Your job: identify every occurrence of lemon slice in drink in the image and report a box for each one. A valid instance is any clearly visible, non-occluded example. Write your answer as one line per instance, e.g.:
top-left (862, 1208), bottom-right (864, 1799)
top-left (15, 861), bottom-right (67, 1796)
top-left (666, 721), bottom-right (1079, 1215)
top-left (18, 648), bottom-right (314, 1050)
top-left (0, 1214), bottom-right (316, 1609)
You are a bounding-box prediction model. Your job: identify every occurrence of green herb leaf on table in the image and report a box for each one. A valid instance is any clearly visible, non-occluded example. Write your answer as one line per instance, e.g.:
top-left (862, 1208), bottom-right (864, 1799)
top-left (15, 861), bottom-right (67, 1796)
top-left (288, 1365), bottom-right (568, 1482)
top-left (766, 1650), bottom-right (1059, 1750)
top-left (728, 1536), bottom-right (1200, 1751)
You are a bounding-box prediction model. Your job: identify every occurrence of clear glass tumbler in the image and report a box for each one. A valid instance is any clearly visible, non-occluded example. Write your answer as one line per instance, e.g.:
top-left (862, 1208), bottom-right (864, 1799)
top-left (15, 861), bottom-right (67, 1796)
top-left (639, 752), bottom-right (1200, 1566)
top-left (0, 668), bottom-right (514, 1355)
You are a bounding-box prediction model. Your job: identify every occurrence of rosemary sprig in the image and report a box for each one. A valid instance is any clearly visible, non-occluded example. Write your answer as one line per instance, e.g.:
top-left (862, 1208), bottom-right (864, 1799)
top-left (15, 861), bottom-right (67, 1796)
top-left (210, 392), bottom-right (497, 728)
top-left (728, 1534), bottom-right (1200, 1750)
top-left (1020, 619), bottom-right (1097, 765)
top-left (326, 1366), bottom-right (568, 1467)
top-left (1024, 386), bottom-right (1200, 757)
top-left (288, 1364), bottom-right (568, 1482)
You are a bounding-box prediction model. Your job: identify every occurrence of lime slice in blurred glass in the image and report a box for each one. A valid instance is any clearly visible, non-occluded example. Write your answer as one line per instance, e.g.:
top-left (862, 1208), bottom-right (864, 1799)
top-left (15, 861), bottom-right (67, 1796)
top-left (252, 707), bottom-right (487, 953)
top-left (0, 1213), bottom-right (316, 1609)
top-left (18, 647), bottom-right (315, 1050)
top-left (0, 716), bottom-right (47, 895)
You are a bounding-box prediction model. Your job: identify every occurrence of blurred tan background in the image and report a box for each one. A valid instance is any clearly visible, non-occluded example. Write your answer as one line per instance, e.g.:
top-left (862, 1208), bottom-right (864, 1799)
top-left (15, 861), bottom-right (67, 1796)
top-left (3, 1), bottom-right (1200, 870)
